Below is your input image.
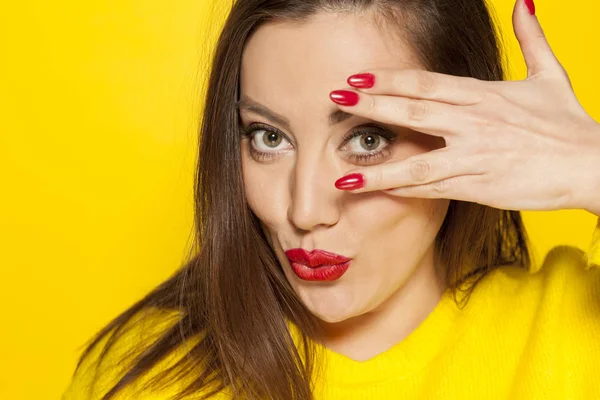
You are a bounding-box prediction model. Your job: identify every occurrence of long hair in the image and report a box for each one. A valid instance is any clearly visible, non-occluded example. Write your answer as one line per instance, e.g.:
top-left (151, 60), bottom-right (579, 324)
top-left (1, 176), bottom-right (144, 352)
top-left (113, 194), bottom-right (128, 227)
top-left (71, 1), bottom-right (532, 399)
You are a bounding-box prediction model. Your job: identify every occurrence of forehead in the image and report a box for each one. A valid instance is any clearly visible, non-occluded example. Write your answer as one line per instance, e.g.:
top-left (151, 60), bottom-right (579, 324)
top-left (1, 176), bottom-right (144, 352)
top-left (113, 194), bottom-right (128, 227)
top-left (240, 12), bottom-right (421, 119)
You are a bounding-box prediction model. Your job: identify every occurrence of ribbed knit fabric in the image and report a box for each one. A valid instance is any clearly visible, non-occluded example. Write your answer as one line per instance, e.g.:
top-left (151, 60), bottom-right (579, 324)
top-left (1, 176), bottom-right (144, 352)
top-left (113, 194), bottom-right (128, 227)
top-left (63, 217), bottom-right (600, 399)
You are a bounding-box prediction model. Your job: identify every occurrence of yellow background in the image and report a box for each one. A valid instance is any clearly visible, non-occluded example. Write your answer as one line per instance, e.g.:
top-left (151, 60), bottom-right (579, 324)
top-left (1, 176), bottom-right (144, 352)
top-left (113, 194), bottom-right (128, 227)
top-left (1, 1), bottom-right (598, 398)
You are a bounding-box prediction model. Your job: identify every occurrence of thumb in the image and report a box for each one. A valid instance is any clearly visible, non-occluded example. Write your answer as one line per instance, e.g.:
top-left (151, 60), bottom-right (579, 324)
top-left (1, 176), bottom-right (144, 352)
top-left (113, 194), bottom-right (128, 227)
top-left (512, 0), bottom-right (563, 78)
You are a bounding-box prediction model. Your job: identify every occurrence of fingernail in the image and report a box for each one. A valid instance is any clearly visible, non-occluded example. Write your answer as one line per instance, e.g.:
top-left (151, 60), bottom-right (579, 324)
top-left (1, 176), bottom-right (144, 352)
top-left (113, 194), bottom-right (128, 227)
top-left (330, 90), bottom-right (359, 106)
top-left (335, 173), bottom-right (365, 190)
top-left (348, 73), bottom-right (375, 89)
top-left (524, 0), bottom-right (535, 15)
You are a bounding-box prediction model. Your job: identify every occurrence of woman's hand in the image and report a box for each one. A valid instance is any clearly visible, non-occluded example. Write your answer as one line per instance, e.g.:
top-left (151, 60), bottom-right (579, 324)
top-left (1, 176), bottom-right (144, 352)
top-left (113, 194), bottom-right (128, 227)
top-left (329, 0), bottom-right (600, 216)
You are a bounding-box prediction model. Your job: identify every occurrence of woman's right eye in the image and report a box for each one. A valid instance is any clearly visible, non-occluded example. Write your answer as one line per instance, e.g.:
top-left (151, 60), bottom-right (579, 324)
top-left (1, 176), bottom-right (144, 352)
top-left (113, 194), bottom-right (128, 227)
top-left (249, 129), bottom-right (292, 152)
top-left (240, 124), bottom-right (294, 162)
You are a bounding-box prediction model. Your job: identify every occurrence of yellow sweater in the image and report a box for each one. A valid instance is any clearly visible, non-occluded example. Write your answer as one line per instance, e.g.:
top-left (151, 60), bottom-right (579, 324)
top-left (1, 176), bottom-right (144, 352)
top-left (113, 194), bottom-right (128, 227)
top-left (63, 218), bottom-right (600, 400)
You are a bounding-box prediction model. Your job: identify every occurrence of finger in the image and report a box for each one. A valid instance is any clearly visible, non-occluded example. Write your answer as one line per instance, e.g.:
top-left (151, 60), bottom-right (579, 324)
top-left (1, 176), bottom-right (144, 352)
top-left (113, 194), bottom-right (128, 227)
top-left (384, 175), bottom-right (473, 201)
top-left (347, 68), bottom-right (485, 106)
top-left (512, 0), bottom-right (564, 78)
top-left (336, 147), bottom-right (480, 193)
top-left (329, 90), bottom-right (466, 139)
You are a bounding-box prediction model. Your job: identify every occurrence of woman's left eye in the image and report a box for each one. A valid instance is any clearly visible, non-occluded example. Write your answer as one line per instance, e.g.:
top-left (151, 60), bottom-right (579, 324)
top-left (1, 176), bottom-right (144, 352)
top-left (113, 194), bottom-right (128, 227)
top-left (343, 132), bottom-right (387, 152)
top-left (340, 129), bottom-right (397, 165)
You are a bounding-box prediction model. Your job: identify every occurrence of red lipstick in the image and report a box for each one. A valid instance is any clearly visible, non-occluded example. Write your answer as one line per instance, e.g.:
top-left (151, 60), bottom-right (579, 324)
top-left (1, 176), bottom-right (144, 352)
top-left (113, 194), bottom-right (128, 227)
top-left (284, 248), bottom-right (352, 282)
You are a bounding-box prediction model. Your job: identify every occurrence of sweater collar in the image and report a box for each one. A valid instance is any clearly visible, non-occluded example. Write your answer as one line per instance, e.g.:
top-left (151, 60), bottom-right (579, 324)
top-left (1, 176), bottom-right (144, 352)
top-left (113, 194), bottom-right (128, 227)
top-left (288, 287), bottom-right (474, 386)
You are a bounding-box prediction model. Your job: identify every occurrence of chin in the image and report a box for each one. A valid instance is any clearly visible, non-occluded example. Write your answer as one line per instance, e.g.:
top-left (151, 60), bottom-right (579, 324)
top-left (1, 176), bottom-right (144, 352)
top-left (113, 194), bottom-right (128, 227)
top-left (283, 265), bottom-right (368, 323)
top-left (297, 289), bottom-right (363, 324)
top-left (314, 312), bottom-right (353, 324)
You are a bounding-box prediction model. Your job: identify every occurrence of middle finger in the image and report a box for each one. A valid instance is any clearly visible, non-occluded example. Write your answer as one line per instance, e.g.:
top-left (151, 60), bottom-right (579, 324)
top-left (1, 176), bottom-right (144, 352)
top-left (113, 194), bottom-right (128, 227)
top-left (330, 90), bottom-right (465, 139)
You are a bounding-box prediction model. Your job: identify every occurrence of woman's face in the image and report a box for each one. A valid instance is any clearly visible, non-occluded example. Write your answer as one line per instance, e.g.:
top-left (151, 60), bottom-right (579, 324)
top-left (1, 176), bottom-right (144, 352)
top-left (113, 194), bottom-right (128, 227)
top-left (239, 12), bottom-right (451, 324)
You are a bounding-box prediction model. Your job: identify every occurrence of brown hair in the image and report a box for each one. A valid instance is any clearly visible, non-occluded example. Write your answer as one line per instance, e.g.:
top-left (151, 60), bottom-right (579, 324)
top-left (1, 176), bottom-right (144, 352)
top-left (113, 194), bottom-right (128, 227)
top-left (71, 0), bottom-right (532, 399)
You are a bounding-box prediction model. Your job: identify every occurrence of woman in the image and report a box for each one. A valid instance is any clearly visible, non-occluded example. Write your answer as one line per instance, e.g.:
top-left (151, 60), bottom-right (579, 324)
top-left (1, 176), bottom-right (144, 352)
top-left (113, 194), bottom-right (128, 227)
top-left (63, 0), bottom-right (600, 399)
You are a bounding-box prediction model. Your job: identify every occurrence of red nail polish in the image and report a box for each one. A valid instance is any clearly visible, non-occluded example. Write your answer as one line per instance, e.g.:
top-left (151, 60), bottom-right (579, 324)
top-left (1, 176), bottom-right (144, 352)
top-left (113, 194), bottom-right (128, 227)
top-left (330, 90), bottom-right (359, 106)
top-left (348, 73), bottom-right (375, 89)
top-left (335, 173), bottom-right (365, 190)
top-left (524, 0), bottom-right (535, 15)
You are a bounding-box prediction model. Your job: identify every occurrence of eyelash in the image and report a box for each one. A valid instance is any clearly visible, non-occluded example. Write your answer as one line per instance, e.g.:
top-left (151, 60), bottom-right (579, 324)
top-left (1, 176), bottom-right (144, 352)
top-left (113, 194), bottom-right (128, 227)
top-left (239, 123), bottom-right (397, 165)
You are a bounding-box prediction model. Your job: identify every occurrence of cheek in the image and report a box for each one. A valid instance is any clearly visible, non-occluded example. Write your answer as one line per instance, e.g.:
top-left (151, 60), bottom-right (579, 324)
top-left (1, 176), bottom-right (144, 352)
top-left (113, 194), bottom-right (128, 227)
top-left (343, 195), bottom-right (449, 310)
top-left (366, 133), bottom-right (448, 246)
top-left (346, 185), bottom-right (445, 230)
top-left (241, 148), bottom-right (289, 229)
top-left (347, 193), bottom-right (449, 276)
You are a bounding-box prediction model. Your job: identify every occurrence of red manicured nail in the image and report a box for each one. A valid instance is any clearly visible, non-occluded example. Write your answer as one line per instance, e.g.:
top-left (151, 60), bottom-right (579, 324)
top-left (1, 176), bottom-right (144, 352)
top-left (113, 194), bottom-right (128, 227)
top-left (330, 90), bottom-right (359, 106)
top-left (348, 73), bottom-right (375, 89)
top-left (524, 0), bottom-right (535, 15)
top-left (335, 173), bottom-right (365, 190)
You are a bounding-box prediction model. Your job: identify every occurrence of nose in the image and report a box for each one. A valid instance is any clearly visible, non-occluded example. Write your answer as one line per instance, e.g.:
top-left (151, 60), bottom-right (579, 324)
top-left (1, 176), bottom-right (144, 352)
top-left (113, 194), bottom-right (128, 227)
top-left (287, 151), bottom-right (341, 232)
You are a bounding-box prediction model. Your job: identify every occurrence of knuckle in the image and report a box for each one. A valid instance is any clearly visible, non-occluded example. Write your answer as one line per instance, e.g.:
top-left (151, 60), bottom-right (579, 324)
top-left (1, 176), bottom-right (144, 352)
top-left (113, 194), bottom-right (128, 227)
top-left (407, 99), bottom-right (428, 121)
top-left (416, 71), bottom-right (436, 94)
top-left (409, 159), bottom-right (430, 183)
top-left (432, 179), bottom-right (447, 193)
top-left (474, 114), bottom-right (493, 130)
top-left (484, 87), bottom-right (508, 106)
top-left (371, 168), bottom-right (385, 186)
top-left (368, 95), bottom-right (379, 113)
top-left (391, 72), bottom-right (407, 90)
top-left (470, 113), bottom-right (497, 137)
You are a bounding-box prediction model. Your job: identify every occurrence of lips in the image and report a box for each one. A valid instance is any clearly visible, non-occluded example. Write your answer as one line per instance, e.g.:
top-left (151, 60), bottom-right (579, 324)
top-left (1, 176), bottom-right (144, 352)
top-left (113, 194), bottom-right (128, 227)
top-left (284, 248), bottom-right (351, 267)
top-left (284, 248), bottom-right (352, 282)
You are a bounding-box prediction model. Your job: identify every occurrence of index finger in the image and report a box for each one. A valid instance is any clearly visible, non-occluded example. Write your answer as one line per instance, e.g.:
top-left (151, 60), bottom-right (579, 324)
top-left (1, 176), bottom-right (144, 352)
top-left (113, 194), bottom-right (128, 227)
top-left (347, 68), bottom-right (486, 106)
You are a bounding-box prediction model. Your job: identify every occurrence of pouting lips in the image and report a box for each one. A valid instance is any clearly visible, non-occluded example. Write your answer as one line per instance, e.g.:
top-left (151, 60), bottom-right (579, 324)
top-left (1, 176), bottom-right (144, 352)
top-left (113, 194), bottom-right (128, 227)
top-left (284, 248), bottom-right (352, 268)
top-left (289, 260), bottom-right (351, 281)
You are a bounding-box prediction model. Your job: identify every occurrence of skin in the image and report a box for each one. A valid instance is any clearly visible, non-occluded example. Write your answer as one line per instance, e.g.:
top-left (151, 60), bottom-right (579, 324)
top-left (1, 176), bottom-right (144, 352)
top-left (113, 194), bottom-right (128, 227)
top-left (239, 11), bottom-right (451, 362)
top-left (325, 1), bottom-right (600, 217)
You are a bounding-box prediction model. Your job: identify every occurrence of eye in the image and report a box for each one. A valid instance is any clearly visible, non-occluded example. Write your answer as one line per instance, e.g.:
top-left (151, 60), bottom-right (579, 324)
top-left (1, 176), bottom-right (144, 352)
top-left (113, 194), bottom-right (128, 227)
top-left (241, 123), bottom-right (292, 150)
top-left (240, 122), bottom-right (398, 165)
top-left (344, 131), bottom-right (385, 152)
top-left (240, 123), bottom-right (293, 162)
top-left (340, 127), bottom-right (397, 165)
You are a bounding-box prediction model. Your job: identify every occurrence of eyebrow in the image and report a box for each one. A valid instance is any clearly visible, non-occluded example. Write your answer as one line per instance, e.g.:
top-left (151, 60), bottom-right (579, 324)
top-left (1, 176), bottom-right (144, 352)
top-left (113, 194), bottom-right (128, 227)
top-left (235, 95), bottom-right (355, 130)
